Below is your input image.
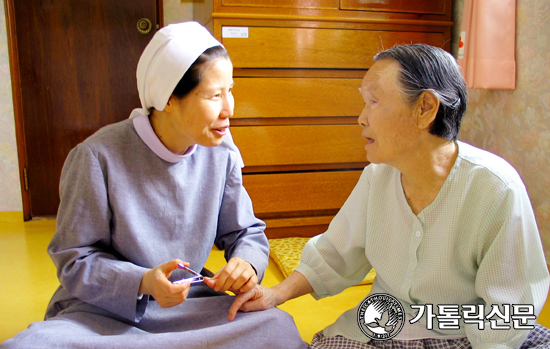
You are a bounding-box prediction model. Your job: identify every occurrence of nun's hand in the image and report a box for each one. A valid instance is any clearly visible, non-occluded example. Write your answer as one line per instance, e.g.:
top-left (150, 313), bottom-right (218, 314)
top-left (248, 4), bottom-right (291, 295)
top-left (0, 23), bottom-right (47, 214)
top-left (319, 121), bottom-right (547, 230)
top-left (203, 257), bottom-right (258, 294)
top-left (139, 259), bottom-right (191, 308)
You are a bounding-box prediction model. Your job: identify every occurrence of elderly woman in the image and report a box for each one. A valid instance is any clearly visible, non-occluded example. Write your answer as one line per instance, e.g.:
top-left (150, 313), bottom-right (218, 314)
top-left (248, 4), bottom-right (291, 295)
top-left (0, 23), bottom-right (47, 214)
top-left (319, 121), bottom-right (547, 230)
top-left (228, 44), bottom-right (550, 349)
top-left (0, 22), bottom-right (307, 349)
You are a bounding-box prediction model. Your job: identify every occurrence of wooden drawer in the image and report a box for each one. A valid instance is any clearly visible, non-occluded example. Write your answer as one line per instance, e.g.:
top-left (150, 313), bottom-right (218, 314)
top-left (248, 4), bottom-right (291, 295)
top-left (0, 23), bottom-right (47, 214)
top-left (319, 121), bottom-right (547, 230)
top-left (233, 77), bottom-right (363, 118)
top-left (231, 125), bottom-right (366, 167)
top-left (221, 0), bottom-right (338, 9)
top-left (222, 26), bottom-right (445, 69)
top-left (199, 0), bottom-right (452, 238)
top-left (243, 170), bottom-right (362, 217)
top-left (340, 0), bottom-right (447, 15)
top-left (263, 215), bottom-right (334, 238)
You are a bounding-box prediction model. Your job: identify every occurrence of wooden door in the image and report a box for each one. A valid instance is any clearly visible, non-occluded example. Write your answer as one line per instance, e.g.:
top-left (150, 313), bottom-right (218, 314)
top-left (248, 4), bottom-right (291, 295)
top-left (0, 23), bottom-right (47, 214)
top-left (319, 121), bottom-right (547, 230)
top-left (6, 0), bottom-right (162, 219)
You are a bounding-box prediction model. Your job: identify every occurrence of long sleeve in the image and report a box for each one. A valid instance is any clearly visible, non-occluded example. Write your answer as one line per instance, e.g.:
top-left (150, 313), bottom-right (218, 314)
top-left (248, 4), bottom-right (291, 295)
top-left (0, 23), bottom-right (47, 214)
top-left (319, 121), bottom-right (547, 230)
top-left (465, 180), bottom-right (549, 349)
top-left (215, 151), bottom-right (269, 281)
top-left (295, 168), bottom-right (371, 299)
top-left (46, 119), bottom-right (272, 326)
top-left (48, 144), bottom-right (148, 322)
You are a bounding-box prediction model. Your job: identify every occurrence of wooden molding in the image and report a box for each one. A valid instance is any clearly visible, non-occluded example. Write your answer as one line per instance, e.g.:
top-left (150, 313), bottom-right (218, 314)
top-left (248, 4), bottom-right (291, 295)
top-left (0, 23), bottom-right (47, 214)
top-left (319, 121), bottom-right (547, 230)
top-left (4, 0), bottom-right (31, 221)
top-left (265, 224), bottom-right (329, 239)
top-left (231, 117), bottom-right (359, 126)
top-left (233, 68), bottom-right (366, 79)
top-left (242, 162), bottom-right (368, 174)
top-left (156, 0), bottom-right (164, 28)
top-left (212, 12), bottom-right (454, 27)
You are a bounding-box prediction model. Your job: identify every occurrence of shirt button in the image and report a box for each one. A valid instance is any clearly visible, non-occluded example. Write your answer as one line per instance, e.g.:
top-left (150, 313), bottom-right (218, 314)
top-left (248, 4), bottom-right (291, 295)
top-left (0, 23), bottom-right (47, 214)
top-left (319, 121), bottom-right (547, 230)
top-left (415, 231), bottom-right (421, 237)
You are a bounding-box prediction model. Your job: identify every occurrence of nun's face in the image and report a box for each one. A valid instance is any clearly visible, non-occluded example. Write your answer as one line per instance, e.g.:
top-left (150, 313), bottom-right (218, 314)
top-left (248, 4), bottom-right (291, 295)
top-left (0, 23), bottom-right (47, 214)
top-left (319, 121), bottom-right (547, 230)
top-left (170, 58), bottom-right (234, 149)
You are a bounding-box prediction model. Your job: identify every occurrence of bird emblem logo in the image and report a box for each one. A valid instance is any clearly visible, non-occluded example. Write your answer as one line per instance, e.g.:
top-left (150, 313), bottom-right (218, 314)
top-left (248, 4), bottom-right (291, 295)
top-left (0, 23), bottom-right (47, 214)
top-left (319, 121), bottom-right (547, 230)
top-left (357, 293), bottom-right (405, 340)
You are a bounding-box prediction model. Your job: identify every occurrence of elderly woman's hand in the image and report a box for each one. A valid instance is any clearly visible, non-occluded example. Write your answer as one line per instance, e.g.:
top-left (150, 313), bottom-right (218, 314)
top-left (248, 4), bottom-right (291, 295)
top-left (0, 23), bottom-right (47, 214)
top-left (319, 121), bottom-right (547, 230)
top-left (139, 259), bottom-right (191, 308)
top-left (227, 271), bottom-right (314, 321)
top-left (227, 285), bottom-right (281, 321)
top-left (203, 257), bottom-right (258, 294)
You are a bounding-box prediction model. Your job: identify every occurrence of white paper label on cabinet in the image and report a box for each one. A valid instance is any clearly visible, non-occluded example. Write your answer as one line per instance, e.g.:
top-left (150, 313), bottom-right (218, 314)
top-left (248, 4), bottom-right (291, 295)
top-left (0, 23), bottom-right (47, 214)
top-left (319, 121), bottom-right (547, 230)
top-left (222, 27), bottom-right (249, 38)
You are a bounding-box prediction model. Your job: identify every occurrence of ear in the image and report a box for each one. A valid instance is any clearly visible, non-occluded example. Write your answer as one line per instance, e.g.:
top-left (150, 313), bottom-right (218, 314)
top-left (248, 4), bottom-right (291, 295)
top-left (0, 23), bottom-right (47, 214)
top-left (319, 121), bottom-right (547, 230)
top-left (415, 91), bottom-right (440, 130)
top-left (163, 95), bottom-right (177, 113)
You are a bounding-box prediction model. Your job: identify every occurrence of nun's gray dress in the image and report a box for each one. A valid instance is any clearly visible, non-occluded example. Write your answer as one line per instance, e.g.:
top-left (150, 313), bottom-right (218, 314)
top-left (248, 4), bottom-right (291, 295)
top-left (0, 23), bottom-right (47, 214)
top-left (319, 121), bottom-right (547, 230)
top-left (0, 118), bottom-right (307, 349)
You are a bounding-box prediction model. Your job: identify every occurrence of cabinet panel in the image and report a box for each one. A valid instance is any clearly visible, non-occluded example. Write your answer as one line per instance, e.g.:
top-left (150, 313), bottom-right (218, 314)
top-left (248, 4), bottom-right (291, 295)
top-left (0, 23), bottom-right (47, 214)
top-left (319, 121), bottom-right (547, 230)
top-left (340, 0), bottom-right (446, 15)
top-left (200, 0), bottom-right (454, 237)
top-left (222, 0), bottom-right (338, 10)
top-left (263, 215), bottom-right (333, 238)
top-left (223, 26), bottom-right (445, 69)
top-left (233, 77), bottom-right (363, 118)
top-left (231, 125), bottom-right (366, 166)
top-left (243, 170), bottom-right (362, 216)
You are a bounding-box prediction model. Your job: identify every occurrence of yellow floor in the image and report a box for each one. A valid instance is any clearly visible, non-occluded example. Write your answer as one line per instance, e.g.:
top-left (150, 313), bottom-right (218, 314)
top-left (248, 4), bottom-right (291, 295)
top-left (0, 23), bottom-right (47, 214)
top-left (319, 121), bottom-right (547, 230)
top-left (1, 220), bottom-right (550, 344)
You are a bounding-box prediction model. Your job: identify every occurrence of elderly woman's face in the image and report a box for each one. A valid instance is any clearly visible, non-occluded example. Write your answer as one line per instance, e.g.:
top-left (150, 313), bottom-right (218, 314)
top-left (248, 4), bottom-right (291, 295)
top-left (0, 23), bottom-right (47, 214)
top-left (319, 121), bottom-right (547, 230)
top-left (358, 59), bottom-right (420, 166)
top-left (170, 58), bottom-right (234, 148)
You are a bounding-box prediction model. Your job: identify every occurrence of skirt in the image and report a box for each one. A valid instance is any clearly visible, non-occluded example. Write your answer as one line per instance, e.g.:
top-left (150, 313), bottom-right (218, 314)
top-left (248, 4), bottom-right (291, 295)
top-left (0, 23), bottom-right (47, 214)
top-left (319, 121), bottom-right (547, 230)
top-left (309, 324), bottom-right (550, 349)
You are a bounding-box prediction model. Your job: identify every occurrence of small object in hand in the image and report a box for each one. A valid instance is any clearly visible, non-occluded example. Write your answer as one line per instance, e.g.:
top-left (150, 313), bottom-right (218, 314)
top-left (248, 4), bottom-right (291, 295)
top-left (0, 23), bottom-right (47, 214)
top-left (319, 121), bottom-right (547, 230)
top-left (173, 263), bottom-right (204, 284)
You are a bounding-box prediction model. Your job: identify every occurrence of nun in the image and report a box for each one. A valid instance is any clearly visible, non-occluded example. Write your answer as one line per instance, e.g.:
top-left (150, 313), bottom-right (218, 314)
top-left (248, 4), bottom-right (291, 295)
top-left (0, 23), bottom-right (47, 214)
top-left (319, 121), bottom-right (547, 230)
top-left (0, 22), bottom-right (308, 349)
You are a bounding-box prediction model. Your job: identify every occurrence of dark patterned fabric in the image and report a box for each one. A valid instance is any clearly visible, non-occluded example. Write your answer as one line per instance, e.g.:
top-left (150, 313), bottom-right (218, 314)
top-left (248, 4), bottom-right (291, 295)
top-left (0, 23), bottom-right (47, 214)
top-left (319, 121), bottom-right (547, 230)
top-left (309, 324), bottom-right (550, 349)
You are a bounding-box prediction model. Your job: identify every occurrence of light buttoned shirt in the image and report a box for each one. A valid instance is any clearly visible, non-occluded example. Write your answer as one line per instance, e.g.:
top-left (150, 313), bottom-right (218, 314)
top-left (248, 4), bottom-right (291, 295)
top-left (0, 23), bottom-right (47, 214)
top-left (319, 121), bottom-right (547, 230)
top-left (295, 141), bottom-right (549, 349)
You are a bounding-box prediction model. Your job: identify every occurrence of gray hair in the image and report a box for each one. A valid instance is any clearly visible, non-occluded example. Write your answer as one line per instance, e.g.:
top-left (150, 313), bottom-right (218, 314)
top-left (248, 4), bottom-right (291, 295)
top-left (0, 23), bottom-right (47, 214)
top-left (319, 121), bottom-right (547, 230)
top-left (373, 44), bottom-right (467, 141)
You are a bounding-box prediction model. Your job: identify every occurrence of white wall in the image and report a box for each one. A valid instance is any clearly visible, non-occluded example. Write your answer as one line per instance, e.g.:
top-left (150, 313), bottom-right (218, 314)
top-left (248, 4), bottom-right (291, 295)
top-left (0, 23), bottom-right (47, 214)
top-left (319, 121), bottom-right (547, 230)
top-left (164, 0), bottom-right (193, 25)
top-left (0, 0), bottom-right (21, 212)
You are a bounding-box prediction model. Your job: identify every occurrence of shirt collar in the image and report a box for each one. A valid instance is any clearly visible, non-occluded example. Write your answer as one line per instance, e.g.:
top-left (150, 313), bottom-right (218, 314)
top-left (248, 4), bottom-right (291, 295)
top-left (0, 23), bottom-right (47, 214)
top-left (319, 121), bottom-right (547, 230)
top-left (132, 113), bottom-right (196, 163)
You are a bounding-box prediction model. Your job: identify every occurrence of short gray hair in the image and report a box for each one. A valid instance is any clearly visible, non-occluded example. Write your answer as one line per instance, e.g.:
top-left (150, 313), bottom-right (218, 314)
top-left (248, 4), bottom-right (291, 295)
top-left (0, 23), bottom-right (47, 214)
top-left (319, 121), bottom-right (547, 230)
top-left (373, 44), bottom-right (467, 141)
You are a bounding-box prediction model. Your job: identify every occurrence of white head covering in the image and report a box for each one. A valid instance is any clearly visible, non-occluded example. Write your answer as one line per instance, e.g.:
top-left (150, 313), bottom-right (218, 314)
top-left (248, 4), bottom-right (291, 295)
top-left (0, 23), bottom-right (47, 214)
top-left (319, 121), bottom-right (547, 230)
top-left (129, 21), bottom-right (244, 167)
top-left (130, 21), bottom-right (222, 118)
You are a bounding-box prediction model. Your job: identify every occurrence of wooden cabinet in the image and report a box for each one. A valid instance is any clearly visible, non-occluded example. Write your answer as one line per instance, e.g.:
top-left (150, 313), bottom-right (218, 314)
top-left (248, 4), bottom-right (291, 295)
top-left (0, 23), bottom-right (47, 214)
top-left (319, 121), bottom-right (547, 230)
top-left (195, 0), bottom-right (453, 238)
top-left (340, 0), bottom-right (447, 14)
